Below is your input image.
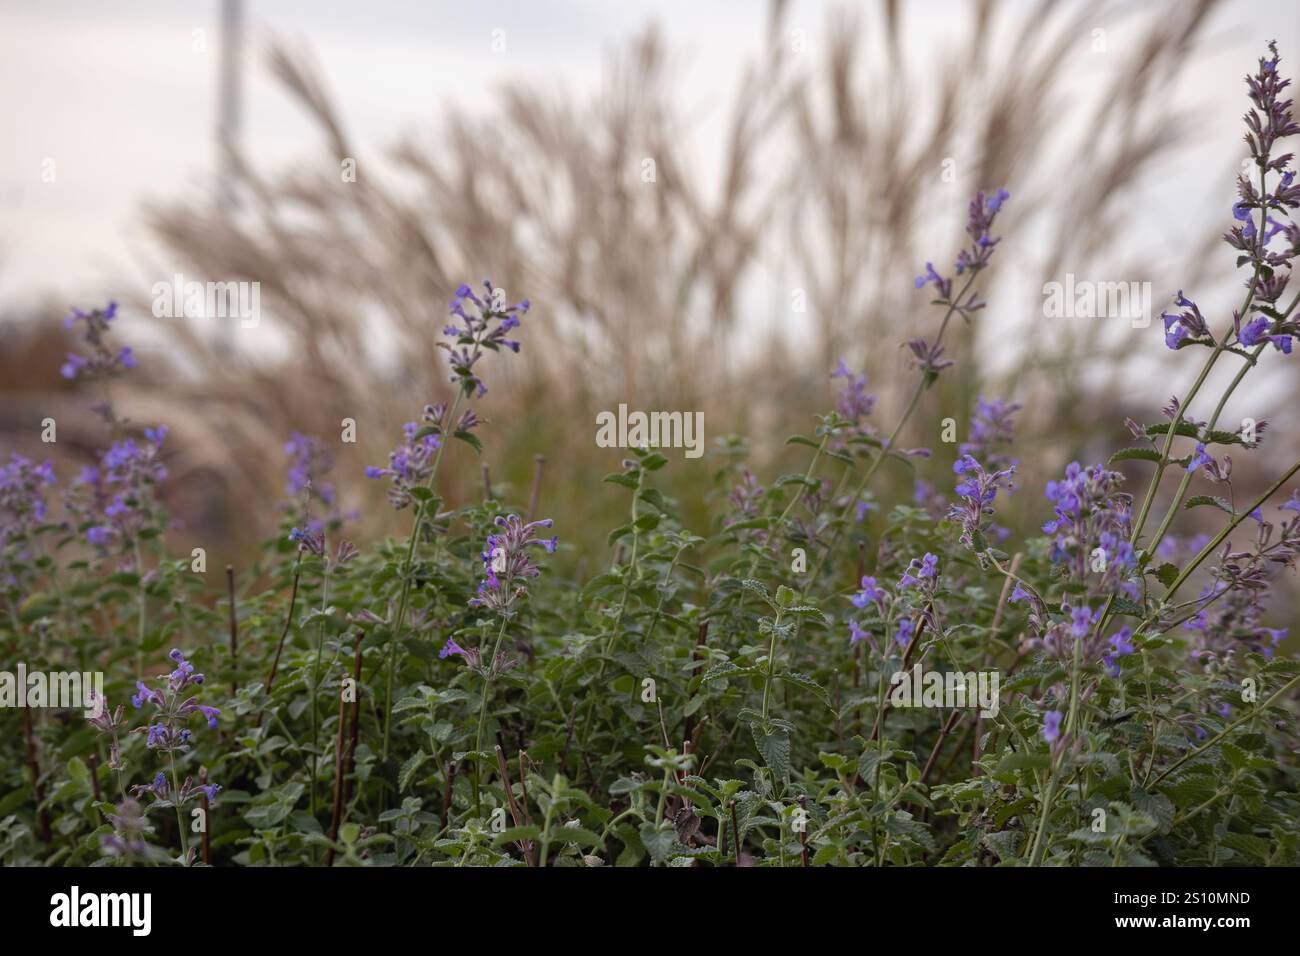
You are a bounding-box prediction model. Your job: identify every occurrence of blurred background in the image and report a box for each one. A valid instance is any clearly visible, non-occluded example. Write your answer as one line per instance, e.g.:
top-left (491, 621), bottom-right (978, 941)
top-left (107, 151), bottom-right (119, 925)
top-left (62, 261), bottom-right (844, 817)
top-left (2, 0), bottom-right (1299, 620)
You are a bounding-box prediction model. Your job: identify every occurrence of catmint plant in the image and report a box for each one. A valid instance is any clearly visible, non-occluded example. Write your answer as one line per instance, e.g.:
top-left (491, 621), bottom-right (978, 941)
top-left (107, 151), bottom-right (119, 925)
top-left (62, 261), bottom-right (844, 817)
top-left (108, 649), bottom-right (222, 865)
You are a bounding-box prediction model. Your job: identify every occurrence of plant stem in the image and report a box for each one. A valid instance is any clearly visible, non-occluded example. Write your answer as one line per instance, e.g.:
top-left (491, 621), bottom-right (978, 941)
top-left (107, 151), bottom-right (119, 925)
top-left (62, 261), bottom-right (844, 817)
top-left (1147, 670), bottom-right (1300, 789)
top-left (382, 391), bottom-right (463, 761)
top-left (168, 749), bottom-right (190, 865)
top-left (811, 272), bottom-right (979, 584)
top-left (473, 615), bottom-right (510, 817)
top-left (133, 539), bottom-right (147, 677)
top-left (759, 606), bottom-right (785, 721)
top-left (309, 561), bottom-right (332, 821)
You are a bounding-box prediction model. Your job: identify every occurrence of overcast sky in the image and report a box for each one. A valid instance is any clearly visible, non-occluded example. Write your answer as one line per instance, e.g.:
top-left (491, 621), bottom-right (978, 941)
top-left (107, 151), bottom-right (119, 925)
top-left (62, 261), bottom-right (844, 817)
top-left (1, 0), bottom-right (1297, 313)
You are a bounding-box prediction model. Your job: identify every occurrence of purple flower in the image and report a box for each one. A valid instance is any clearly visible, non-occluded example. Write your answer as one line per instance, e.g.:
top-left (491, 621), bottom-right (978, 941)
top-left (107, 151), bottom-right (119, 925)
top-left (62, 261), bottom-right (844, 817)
top-left (1186, 443), bottom-right (1214, 474)
top-left (284, 432), bottom-right (339, 520)
top-left (895, 618), bottom-right (915, 648)
top-left (1239, 316), bottom-right (1270, 346)
top-left (439, 637), bottom-right (467, 659)
top-left (469, 514), bottom-right (557, 614)
top-left (948, 454), bottom-right (1015, 553)
top-left (1108, 627), bottom-right (1136, 657)
top-left (911, 189), bottom-right (1010, 347)
top-left (899, 553), bottom-right (939, 591)
top-left (60, 302), bottom-right (134, 380)
top-left (0, 454), bottom-right (58, 578)
top-left (959, 396), bottom-right (1020, 475)
top-left (830, 361), bottom-right (877, 423)
top-left (1043, 710), bottom-right (1063, 744)
top-left (914, 261), bottom-right (948, 295)
top-left (848, 620), bottom-right (870, 645)
top-left (1041, 461), bottom-right (1133, 592)
top-left (438, 280), bottom-right (531, 397)
top-left (850, 575), bottom-right (886, 608)
top-left (1069, 603), bottom-right (1097, 639)
top-left (365, 422), bottom-right (442, 510)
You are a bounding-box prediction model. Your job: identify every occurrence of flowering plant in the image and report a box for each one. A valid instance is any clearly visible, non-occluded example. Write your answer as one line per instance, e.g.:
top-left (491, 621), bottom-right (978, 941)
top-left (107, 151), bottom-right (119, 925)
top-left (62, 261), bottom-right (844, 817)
top-left (3, 45), bottom-right (1300, 872)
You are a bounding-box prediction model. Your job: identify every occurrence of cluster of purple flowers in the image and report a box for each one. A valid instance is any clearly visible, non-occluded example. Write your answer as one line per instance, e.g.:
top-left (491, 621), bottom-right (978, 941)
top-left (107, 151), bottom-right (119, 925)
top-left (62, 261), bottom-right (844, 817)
top-left (129, 649), bottom-right (221, 755)
top-left (1183, 497), bottom-right (1300, 663)
top-left (131, 769), bottom-right (220, 808)
top-left (0, 454), bottom-right (57, 581)
top-left (1226, 43), bottom-right (1300, 272)
top-left (830, 361), bottom-right (877, 429)
top-left (1222, 43), bottom-right (1300, 353)
top-left (1102, 627), bottom-right (1136, 677)
top-left (439, 280), bottom-right (530, 397)
top-left (465, 513), bottom-right (557, 616)
top-left (364, 421), bottom-right (442, 511)
top-left (847, 575), bottom-right (888, 649)
top-left (909, 189), bottom-right (1010, 377)
top-left (948, 454), bottom-right (1016, 554)
top-left (61, 302), bottom-right (136, 380)
top-left (69, 426), bottom-right (169, 555)
top-left (285, 432), bottom-right (337, 513)
top-left (914, 189), bottom-right (1010, 303)
top-left (959, 397), bottom-right (1020, 475)
top-left (1161, 291), bottom-right (1212, 351)
top-left (1041, 461), bottom-right (1134, 590)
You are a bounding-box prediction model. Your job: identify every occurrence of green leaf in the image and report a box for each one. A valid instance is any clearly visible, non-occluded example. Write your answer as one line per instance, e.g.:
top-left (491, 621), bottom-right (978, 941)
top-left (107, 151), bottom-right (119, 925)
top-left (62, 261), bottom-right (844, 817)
top-left (1144, 421), bottom-right (1199, 440)
top-left (982, 830), bottom-right (1024, 862)
top-left (638, 822), bottom-right (676, 863)
top-left (1109, 447), bottom-right (1162, 465)
top-left (1219, 831), bottom-right (1270, 863)
top-left (1184, 495), bottom-right (1233, 515)
top-left (884, 813), bottom-right (936, 852)
top-left (1109, 595), bottom-right (1147, 618)
top-left (777, 671), bottom-right (830, 705)
top-left (452, 429), bottom-right (482, 454)
top-left (750, 723), bottom-right (791, 779)
top-left (554, 825), bottom-right (603, 848)
top-left (398, 751), bottom-right (429, 792)
top-left (491, 825), bottom-right (541, 847)
top-left (66, 757), bottom-right (91, 793)
top-left (1152, 563), bottom-right (1180, 588)
top-left (701, 661), bottom-right (748, 682)
top-left (996, 751), bottom-right (1050, 774)
top-left (724, 516), bottom-right (773, 532)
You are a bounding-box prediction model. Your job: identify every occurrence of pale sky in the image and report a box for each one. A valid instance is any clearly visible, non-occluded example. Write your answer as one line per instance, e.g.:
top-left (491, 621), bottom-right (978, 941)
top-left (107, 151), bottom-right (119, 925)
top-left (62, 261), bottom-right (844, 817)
top-left (1, 0), bottom-right (1296, 316)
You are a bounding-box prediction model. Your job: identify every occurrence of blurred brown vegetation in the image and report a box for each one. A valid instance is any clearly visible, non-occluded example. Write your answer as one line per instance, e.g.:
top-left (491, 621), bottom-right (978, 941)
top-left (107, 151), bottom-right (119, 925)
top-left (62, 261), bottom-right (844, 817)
top-left (4, 0), bottom-right (1297, 620)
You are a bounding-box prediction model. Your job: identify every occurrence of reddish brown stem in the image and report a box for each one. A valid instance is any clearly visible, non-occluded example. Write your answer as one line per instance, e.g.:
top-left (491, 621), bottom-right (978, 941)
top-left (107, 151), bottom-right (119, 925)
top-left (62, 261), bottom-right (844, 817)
top-left (226, 565), bottom-right (239, 695)
top-left (20, 707), bottom-right (51, 846)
